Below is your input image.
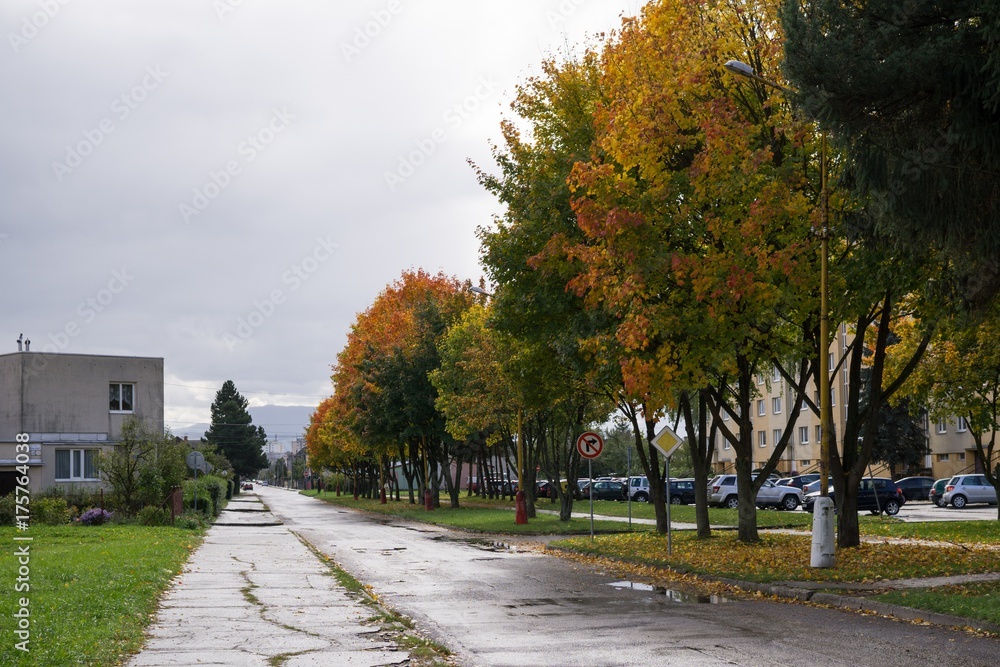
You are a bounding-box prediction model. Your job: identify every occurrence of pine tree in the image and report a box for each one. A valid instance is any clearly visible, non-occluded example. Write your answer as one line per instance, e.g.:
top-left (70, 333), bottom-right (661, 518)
top-left (204, 380), bottom-right (268, 481)
top-left (781, 0), bottom-right (1000, 306)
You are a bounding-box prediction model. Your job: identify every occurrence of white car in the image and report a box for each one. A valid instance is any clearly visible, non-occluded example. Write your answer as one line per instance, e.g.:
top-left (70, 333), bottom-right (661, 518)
top-left (708, 474), bottom-right (802, 510)
top-left (627, 476), bottom-right (651, 502)
top-left (941, 474), bottom-right (998, 508)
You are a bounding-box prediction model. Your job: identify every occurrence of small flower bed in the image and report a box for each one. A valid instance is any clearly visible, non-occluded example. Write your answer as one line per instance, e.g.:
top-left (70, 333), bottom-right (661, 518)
top-left (78, 508), bottom-right (114, 526)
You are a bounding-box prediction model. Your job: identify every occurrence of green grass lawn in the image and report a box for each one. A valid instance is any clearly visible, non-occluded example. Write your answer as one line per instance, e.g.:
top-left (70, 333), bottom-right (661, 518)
top-left (0, 525), bottom-right (202, 667)
top-left (872, 581), bottom-right (1000, 626)
top-left (303, 491), bottom-right (633, 535)
top-left (534, 498), bottom-right (815, 528)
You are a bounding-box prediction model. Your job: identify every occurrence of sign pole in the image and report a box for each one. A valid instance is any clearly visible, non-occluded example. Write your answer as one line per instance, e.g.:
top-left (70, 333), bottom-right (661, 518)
top-left (575, 431), bottom-right (604, 541)
top-left (589, 457), bottom-right (594, 540)
top-left (627, 445), bottom-right (632, 529)
top-left (650, 426), bottom-right (684, 557)
top-left (666, 454), bottom-right (672, 556)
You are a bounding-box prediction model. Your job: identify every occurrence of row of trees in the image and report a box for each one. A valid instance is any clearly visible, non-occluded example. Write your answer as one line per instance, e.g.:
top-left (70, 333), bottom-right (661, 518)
top-left (308, 0), bottom-right (1000, 544)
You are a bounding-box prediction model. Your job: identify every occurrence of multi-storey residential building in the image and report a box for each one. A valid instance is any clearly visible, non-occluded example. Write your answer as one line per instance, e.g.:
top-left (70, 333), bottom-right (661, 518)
top-left (0, 350), bottom-right (164, 495)
top-left (711, 325), bottom-right (993, 480)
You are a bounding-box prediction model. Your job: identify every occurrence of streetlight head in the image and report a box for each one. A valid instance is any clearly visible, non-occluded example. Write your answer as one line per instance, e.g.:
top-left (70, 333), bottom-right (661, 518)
top-left (469, 285), bottom-right (493, 297)
top-left (724, 59), bottom-right (755, 78)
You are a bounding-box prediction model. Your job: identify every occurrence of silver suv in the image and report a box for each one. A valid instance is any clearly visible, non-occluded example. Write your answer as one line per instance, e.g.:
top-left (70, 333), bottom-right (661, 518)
top-left (941, 474), bottom-right (998, 508)
top-left (708, 474), bottom-right (802, 510)
top-left (627, 476), bottom-right (651, 502)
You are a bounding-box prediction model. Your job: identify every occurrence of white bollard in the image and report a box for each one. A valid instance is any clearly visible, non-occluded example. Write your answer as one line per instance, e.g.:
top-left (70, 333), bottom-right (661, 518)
top-left (810, 496), bottom-right (836, 568)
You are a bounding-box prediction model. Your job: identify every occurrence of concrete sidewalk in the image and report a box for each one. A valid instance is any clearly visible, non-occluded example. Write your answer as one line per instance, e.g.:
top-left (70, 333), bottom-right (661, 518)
top-left (127, 494), bottom-right (410, 667)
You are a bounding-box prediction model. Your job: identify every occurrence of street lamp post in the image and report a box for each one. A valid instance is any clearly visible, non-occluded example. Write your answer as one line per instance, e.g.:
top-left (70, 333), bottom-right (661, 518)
top-left (724, 60), bottom-right (835, 567)
top-left (468, 284), bottom-right (528, 524)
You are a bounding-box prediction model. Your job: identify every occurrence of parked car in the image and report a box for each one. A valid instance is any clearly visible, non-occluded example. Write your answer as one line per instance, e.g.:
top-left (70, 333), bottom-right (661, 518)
top-left (667, 478), bottom-right (697, 505)
top-left (802, 479), bottom-right (823, 495)
top-left (803, 477), bottom-right (905, 515)
top-left (708, 474), bottom-right (802, 510)
top-left (894, 476), bottom-right (935, 501)
top-left (928, 477), bottom-right (950, 507)
top-left (941, 474), bottom-right (999, 508)
top-left (535, 480), bottom-right (555, 497)
top-left (580, 480), bottom-right (628, 501)
top-left (536, 480), bottom-right (582, 500)
top-left (776, 473), bottom-right (820, 490)
top-left (241, 482), bottom-right (253, 491)
top-left (627, 475), bottom-right (651, 502)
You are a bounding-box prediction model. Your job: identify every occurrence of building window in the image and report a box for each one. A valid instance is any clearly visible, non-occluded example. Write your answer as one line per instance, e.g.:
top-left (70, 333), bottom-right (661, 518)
top-left (757, 400), bottom-right (765, 416)
top-left (55, 449), bottom-right (98, 481)
top-left (723, 439), bottom-right (730, 450)
top-left (772, 366), bottom-right (780, 382)
top-left (799, 426), bottom-right (809, 444)
top-left (957, 417), bottom-right (968, 433)
top-left (772, 397), bottom-right (782, 414)
top-left (722, 410), bottom-right (729, 421)
top-left (800, 459), bottom-right (811, 467)
top-left (937, 454), bottom-right (949, 462)
top-left (831, 388), bottom-right (836, 407)
top-left (936, 419), bottom-right (947, 434)
top-left (110, 383), bottom-right (135, 412)
top-left (815, 425), bottom-right (822, 442)
top-left (958, 452), bottom-right (966, 461)
top-left (773, 428), bottom-right (782, 446)
top-left (828, 352), bottom-right (834, 369)
top-left (756, 374), bottom-right (764, 385)
top-left (758, 431), bottom-right (767, 447)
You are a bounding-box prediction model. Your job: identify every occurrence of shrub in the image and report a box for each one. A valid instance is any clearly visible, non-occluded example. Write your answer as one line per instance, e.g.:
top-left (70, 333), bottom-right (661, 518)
top-left (52, 485), bottom-right (104, 514)
top-left (137, 505), bottom-right (172, 526)
top-left (34, 497), bottom-right (71, 525)
top-left (182, 479), bottom-right (213, 517)
top-left (79, 508), bottom-right (114, 526)
top-left (0, 494), bottom-right (15, 525)
top-left (174, 511), bottom-right (207, 530)
top-left (203, 476), bottom-right (226, 515)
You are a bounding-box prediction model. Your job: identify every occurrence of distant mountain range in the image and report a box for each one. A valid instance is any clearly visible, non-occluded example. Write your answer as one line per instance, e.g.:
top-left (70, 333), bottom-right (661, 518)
top-left (172, 404), bottom-right (315, 445)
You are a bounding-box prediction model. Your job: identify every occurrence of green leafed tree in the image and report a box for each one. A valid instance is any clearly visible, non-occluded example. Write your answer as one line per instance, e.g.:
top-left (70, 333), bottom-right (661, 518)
top-left (97, 416), bottom-right (185, 513)
top-left (203, 380), bottom-right (268, 483)
top-left (780, 0), bottom-right (1000, 307)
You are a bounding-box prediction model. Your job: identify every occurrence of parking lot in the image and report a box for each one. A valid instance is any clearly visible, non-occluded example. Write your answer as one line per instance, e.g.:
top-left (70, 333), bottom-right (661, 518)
top-left (892, 500), bottom-right (999, 522)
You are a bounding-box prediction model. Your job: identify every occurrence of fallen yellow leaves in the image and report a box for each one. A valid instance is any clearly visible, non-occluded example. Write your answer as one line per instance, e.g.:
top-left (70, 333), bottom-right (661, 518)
top-left (551, 531), bottom-right (1000, 583)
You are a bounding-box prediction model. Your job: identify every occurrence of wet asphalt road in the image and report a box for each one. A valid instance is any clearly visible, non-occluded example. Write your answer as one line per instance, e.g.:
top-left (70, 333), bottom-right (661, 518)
top-left (259, 487), bottom-right (999, 667)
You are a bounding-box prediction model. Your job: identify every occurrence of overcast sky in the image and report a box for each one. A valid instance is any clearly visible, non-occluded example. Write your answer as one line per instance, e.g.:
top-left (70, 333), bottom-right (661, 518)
top-left (1, 0), bottom-right (642, 435)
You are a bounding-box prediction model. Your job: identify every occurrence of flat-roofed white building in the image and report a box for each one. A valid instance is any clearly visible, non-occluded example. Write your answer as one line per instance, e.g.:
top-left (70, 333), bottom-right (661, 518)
top-left (0, 350), bottom-right (163, 495)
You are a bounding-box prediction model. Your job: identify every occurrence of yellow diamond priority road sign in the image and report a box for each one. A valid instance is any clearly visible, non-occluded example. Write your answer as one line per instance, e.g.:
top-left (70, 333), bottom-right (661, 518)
top-left (651, 425), bottom-right (684, 459)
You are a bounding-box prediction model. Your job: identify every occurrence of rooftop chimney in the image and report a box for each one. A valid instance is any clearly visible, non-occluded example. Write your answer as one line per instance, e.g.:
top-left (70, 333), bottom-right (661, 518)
top-left (17, 333), bottom-right (22, 352)
top-left (25, 338), bottom-right (30, 352)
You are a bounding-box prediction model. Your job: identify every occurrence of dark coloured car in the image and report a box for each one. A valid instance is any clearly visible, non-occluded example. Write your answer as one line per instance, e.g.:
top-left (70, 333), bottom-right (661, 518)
top-left (581, 480), bottom-right (628, 501)
top-left (928, 477), bottom-right (949, 507)
top-left (667, 478), bottom-right (697, 505)
top-left (804, 477), bottom-right (905, 515)
top-left (894, 476), bottom-right (935, 501)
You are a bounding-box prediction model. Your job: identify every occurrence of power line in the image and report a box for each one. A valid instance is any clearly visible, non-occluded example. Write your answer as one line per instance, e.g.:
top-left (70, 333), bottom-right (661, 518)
top-left (164, 381), bottom-right (329, 399)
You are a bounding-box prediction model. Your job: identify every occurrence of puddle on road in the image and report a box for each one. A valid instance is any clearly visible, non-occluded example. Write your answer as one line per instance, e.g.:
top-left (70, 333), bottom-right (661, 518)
top-left (607, 581), bottom-right (728, 603)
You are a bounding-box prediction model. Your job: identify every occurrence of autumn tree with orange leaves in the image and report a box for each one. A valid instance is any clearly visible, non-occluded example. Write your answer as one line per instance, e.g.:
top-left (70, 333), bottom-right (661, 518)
top-left (307, 270), bottom-right (475, 506)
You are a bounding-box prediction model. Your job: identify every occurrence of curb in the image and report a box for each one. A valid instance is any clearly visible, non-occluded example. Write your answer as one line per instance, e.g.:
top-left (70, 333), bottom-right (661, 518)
top-left (714, 577), bottom-right (1000, 635)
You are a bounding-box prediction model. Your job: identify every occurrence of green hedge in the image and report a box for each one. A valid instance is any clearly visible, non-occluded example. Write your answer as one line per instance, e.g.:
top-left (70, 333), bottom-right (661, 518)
top-left (182, 475), bottom-right (228, 517)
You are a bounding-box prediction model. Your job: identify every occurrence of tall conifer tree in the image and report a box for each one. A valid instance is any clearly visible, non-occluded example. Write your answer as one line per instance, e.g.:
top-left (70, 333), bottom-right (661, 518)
top-left (204, 380), bottom-right (268, 481)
